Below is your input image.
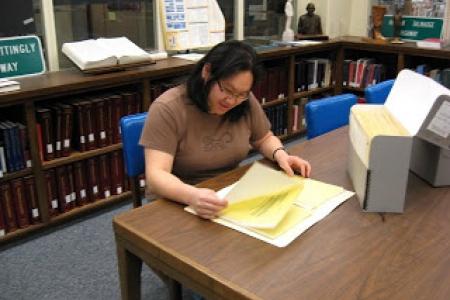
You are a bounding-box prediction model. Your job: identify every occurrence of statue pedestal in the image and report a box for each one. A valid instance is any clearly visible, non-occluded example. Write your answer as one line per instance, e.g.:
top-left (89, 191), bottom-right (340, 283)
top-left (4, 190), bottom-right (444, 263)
top-left (282, 29), bottom-right (295, 42)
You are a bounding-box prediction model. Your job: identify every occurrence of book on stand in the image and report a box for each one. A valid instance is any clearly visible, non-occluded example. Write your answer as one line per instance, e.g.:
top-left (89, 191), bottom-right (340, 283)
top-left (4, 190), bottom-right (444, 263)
top-left (62, 37), bottom-right (155, 72)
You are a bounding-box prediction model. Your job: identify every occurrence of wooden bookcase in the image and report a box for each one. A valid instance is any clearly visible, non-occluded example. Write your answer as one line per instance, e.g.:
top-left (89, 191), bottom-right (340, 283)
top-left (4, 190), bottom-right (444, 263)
top-left (1, 36), bottom-right (450, 245)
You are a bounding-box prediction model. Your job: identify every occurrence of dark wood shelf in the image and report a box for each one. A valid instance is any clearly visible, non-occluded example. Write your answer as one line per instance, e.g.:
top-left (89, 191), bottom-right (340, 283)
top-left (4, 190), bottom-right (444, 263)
top-left (342, 86), bottom-right (365, 93)
top-left (42, 143), bottom-right (123, 170)
top-left (262, 97), bottom-right (288, 108)
top-left (294, 86), bottom-right (334, 99)
top-left (49, 191), bottom-right (132, 222)
top-left (0, 168), bottom-right (33, 182)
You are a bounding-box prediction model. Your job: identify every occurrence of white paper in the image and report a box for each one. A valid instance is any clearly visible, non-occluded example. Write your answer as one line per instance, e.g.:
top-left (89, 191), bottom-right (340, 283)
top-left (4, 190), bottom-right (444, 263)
top-left (385, 69), bottom-right (450, 135)
top-left (52, 199), bottom-right (58, 209)
top-left (188, 23), bottom-right (209, 47)
top-left (172, 53), bottom-right (205, 61)
top-left (187, 7), bottom-right (208, 22)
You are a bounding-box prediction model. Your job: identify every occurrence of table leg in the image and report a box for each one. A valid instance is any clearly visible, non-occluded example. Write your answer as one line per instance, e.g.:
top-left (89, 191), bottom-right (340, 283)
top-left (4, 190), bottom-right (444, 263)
top-left (117, 242), bottom-right (142, 300)
top-left (167, 278), bottom-right (182, 300)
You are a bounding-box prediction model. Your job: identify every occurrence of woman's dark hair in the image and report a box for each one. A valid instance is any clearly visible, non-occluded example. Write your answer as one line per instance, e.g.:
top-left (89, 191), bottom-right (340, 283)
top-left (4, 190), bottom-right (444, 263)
top-left (186, 40), bottom-right (262, 122)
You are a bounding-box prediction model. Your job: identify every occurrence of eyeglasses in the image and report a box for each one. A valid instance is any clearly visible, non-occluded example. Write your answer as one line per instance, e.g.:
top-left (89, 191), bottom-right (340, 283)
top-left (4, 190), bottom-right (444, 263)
top-left (217, 80), bottom-right (250, 101)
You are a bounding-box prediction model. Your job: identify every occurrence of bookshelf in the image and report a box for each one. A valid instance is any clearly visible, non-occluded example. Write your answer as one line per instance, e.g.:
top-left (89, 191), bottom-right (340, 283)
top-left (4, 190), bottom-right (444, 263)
top-left (2, 36), bottom-right (450, 244)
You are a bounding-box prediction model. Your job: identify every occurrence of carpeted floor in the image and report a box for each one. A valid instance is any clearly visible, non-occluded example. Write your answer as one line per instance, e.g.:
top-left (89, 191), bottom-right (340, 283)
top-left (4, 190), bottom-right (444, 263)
top-left (0, 202), bottom-right (179, 300)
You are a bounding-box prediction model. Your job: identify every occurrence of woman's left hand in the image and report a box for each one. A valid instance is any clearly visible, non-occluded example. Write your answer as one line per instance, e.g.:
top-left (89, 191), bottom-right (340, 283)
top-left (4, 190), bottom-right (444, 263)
top-left (274, 150), bottom-right (311, 177)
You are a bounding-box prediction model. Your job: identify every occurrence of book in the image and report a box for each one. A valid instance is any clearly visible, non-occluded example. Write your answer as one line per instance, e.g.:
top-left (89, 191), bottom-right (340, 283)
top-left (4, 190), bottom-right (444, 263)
top-left (56, 166), bottom-right (72, 213)
top-left (24, 176), bottom-right (40, 224)
top-left (0, 79), bottom-right (20, 93)
top-left (98, 154), bottom-right (111, 199)
top-left (36, 108), bottom-right (54, 161)
top-left (10, 178), bottom-right (30, 228)
top-left (57, 103), bottom-right (73, 157)
top-left (44, 170), bottom-right (59, 216)
top-left (73, 161), bottom-right (89, 205)
top-left (86, 158), bottom-right (100, 201)
top-left (0, 182), bottom-right (17, 232)
top-left (92, 98), bottom-right (107, 148)
top-left (0, 199), bottom-right (6, 236)
top-left (62, 37), bottom-right (154, 71)
top-left (185, 162), bottom-right (354, 247)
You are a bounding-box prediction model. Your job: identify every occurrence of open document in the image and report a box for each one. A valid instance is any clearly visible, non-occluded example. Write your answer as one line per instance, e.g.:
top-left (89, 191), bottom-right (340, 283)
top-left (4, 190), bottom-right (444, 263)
top-left (62, 37), bottom-right (153, 71)
top-left (185, 162), bottom-right (354, 247)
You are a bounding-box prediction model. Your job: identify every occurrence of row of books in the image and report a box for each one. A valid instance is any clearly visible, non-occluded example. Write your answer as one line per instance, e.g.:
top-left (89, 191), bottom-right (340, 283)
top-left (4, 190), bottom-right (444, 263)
top-left (295, 58), bottom-right (333, 92)
top-left (0, 120), bottom-right (31, 176)
top-left (415, 65), bottom-right (450, 89)
top-left (36, 91), bottom-right (141, 161)
top-left (252, 65), bottom-right (288, 104)
top-left (343, 59), bottom-right (386, 89)
top-left (45, 151), bottom-right (127, 216)
top-left (264, 103), bottom-right (288, 136)
top-left (0, 176), bottom-right (40, 236)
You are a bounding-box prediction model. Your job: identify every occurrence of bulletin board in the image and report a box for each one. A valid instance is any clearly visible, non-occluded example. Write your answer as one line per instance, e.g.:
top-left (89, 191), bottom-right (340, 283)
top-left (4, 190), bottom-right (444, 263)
top-left (159, 0), bottom-right (225, 51)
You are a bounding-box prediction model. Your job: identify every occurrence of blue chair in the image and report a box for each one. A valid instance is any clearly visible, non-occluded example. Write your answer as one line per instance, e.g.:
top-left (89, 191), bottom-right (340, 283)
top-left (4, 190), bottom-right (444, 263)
top-left (120, 112), bottom-right (147, 208)
top-left (305, 93), bottom-right (357, 139)
top-left (120, 111), bottom-right (183, 299)
top-left (364, 79), bottom-right (395, 104)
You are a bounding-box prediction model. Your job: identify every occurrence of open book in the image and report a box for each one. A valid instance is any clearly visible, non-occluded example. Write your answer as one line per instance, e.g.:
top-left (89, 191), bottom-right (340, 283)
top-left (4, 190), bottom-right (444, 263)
top-left (185, 162), bottom-right (354, 247)
top-left (62, 37), bottom-right (154, 71)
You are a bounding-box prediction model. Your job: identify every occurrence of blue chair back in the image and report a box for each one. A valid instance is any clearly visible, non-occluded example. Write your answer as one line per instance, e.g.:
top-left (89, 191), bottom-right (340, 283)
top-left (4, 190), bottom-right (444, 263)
top-left (120, 112), bottom-right (147, 207)
top-left (364, 79), bottom-right (395, 104)
top-left (305, 93), bottom-right (357, 139)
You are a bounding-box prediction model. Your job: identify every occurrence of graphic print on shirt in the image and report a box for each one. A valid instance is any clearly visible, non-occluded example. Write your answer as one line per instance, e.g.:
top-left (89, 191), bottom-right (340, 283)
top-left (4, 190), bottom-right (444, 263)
top-left (202, 131), bottom-right (232, 151)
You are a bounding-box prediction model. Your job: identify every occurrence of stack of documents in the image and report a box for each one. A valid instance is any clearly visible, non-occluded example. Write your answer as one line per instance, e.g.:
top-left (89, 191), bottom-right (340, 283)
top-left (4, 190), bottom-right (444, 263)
top-left (347, 69), bottom-right (450, 212)
top-left (185, 162), bottom-right (354, 247)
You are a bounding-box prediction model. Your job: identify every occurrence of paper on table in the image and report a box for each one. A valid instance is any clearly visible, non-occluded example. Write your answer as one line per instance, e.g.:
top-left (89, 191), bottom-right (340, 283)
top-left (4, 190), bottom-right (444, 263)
top-left (294, 178), bottom-right (345, 210)
top-left (218, 162), bottom-right (303, 228)
top-left (219, 183), bottom-right (302, 229)
top-left (184, 162), bottom-right (354, 247)
top-left (224, 162), bottom-right (302, 204)
top-left (385, 69), bottom-right (450, 136)
top-left (201, 184), bottom-right (354, 247)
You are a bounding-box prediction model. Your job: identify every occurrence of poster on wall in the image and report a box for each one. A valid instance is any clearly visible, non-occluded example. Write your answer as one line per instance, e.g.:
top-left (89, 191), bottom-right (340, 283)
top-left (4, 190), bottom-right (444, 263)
top-left (159, 0), bottom-right (225, 51)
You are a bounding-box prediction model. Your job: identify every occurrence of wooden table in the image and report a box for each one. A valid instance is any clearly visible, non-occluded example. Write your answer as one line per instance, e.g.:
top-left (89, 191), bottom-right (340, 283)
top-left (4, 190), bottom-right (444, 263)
top-left (113, 127), bottom-right (450, 300)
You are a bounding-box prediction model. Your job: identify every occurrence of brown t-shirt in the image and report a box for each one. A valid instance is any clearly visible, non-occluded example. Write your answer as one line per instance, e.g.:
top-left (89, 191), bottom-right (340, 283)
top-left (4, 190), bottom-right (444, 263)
top-left (139, 84), bottom-right (271, 185)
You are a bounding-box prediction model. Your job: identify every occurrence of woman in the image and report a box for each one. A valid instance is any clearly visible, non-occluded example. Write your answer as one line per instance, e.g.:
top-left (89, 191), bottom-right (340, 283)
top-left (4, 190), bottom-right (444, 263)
top-left (139, 40), bottom-right (311, 219)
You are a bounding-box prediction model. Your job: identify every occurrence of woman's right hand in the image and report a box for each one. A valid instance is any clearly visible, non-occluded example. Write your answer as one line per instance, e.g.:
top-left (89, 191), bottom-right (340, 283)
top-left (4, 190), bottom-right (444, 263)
top-left (190, 188), bottom-right (228, 219)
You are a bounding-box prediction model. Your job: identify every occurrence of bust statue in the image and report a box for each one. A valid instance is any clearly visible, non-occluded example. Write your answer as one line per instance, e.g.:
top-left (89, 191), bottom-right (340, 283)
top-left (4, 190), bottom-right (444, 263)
top-left (282, 0), bottom-right (295, 41)
top-left (372, 5), bottom-right (386, 40)
top-left (297, 3), bottom-right (323, 36)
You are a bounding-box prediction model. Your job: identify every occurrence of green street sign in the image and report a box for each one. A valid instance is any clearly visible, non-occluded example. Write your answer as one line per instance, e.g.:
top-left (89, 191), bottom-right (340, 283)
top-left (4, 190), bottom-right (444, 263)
top-left (0, 35), bottom-right (46, 79)
top-left (381, 16), bottom-right (443, 41)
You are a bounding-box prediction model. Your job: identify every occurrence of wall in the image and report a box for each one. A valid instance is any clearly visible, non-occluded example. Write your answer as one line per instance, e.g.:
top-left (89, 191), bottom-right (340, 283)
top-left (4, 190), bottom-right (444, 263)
top-left (295, 0), bottom-right (370, 38)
